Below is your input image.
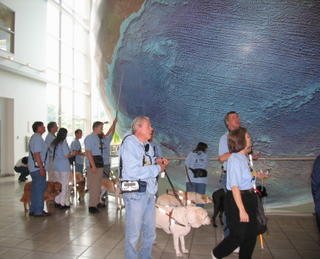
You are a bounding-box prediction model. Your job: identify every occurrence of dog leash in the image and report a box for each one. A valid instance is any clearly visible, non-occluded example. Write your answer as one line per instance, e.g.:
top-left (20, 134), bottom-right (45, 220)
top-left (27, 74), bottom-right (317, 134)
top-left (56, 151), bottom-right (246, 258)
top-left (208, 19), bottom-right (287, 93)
top-left (184, 166), bottom-right (193, 188)
top-left (164, 170), bottom-right (184, 206)
top-left (166, 191), bottom-right (196, 205)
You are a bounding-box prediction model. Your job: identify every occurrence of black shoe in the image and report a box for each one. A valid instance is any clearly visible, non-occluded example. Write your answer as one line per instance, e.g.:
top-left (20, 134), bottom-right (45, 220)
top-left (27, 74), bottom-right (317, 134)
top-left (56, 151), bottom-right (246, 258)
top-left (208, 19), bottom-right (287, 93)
top-left (54, 202), bottom-right (62, 208)
top-left (32, 211), bottom-right (51, 217)
top-left (97, 203), bottom-right (106, 209)
top-left (89, 207), bottom-right (99, 214)
top-left (60, 205), bottom-right (70, 210)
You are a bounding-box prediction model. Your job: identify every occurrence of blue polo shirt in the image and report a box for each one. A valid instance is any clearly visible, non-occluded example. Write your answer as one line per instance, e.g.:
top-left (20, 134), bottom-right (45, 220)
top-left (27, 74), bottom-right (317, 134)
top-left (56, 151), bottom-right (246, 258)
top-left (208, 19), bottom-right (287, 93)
top-left (84, 133), bottom-right (102, 156)
top-left (219, 132), bottom-right (229, 170)
top-left (53, 140), bottom-right (71, 172)
top-left (185, 151), bottom-right (208, 184)
top-left (28, 133), bottom-right (48, 172)
top-left (120, 135), bottom-right (161, 195)
top-left (45, 133), bottom-right (56, 157)
top-left (226, 153), bottom-right (254, 191)
top-left (70, 139), bottom-right (83, 165)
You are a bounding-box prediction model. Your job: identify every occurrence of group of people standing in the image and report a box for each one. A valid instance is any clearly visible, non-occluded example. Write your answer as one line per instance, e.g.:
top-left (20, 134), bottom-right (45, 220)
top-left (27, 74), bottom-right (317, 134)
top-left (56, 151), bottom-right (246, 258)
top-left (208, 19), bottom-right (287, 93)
top-left (27, 118), bottom-right (117, 217)
top-left (25, 110), bottom-right (265, 258)
top-left (119, 112), bottom-right (268, 259)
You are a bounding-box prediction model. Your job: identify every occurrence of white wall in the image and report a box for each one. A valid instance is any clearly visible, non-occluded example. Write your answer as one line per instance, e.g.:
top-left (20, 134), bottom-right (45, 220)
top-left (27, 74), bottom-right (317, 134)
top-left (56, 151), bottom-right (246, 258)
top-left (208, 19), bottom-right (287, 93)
top-left (0, 0), bottom-right (47, 68)
top-left (0, 0), bottom-right (47, 175)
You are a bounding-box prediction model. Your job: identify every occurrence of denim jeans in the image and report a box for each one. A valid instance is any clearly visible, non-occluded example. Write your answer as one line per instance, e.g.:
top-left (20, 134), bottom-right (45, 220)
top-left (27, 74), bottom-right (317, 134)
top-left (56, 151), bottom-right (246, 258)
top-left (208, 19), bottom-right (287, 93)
top-left (123, 192), bottom-right (156, 259)
top-left (186, 182), bottom-right (206, 207)
top-left (30, 170), bottom-right (46, 215)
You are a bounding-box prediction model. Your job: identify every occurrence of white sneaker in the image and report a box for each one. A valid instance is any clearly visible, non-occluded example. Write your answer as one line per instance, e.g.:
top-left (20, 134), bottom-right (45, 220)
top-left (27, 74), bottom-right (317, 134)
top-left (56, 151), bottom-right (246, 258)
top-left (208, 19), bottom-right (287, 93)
top-left (211, 250), bottom-right (217, 259)
top-left (233, 247), bottom-right (240, 254)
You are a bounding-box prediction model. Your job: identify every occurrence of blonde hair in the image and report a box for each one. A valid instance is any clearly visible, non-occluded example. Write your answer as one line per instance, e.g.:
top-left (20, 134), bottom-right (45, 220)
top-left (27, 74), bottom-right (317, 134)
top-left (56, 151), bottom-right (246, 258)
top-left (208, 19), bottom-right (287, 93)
top-left (131, 116), bottom-right (150, 134)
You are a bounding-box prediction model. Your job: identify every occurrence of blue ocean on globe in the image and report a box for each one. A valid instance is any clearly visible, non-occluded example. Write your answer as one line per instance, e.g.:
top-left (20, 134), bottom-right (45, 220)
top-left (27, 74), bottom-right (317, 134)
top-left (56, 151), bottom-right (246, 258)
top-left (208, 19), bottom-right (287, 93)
top-left (103, 0), bottom-right (320, 208)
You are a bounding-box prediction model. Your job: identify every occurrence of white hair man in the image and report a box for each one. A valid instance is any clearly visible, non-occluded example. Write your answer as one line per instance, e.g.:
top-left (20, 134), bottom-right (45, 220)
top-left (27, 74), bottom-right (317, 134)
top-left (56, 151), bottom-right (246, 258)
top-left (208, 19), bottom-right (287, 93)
top-left (120, 116), bottom-right (169, 259)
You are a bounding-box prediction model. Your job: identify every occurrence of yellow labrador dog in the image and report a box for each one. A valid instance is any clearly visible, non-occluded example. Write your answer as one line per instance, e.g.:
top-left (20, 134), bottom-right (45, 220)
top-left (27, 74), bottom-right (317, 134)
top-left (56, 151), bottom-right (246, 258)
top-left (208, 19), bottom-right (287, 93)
top-left (156, 205), bottom-right (211, 257)
top-left (68, 172), bottom-right (86, 202)
top-left (157, 190), bottom-right (212, 207)
top-left (100, 177), bottom-right (123, 209)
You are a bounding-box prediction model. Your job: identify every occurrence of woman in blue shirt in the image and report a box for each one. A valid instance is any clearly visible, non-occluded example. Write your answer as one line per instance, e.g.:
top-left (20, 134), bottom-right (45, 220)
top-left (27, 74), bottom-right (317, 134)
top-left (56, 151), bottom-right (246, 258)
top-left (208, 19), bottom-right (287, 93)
top-left (51, 128), bottom-right (75, 209)
top-left (212, 127), bottom-right (258, 259)
top-left (185, 142), bottom-right (208, 203)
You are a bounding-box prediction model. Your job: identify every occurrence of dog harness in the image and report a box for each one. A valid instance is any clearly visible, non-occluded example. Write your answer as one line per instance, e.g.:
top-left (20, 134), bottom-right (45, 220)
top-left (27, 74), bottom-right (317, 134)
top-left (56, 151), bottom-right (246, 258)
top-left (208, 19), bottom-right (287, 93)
top-left (156, 205), bottom-right (186, 228)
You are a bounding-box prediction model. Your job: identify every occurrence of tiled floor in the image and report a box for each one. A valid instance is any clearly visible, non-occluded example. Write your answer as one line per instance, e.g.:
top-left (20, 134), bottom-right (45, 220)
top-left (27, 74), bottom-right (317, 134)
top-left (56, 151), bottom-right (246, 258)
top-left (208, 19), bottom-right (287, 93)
top-left (0, 175), bottom-right (319, 259)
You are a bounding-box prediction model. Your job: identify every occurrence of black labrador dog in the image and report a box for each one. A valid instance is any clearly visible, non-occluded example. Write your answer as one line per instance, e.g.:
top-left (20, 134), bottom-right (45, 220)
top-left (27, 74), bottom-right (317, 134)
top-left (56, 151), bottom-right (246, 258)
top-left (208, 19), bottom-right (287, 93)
top-left (212, 188), bottom-right (225, 227)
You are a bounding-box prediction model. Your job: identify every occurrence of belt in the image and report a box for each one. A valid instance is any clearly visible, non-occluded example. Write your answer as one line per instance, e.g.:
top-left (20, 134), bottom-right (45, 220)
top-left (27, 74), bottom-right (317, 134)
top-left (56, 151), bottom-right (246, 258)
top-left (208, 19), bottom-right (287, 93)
top-left (240, 189), bottom-right (255, 194)
top-left (227, 189), bottom-right (255, 194)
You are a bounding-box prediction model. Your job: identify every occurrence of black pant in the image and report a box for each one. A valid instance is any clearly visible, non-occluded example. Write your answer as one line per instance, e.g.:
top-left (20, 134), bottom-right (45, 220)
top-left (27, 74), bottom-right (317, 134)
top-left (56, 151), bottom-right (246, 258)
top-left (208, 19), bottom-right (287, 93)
top-left (213, 191), bottom-right (258, 259)
top-left (316, 212), bottom-right (320, 232)
top-left (14, 166), bottom-right (29, 181)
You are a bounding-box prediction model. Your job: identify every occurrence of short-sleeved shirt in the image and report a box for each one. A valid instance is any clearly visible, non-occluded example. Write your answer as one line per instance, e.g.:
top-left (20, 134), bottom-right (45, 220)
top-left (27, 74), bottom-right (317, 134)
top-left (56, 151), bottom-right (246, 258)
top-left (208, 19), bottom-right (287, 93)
top-left (84, 133), bottom-right (102, 156)
top-left (218, 132), bottom-right (229, 170)
top-left (45, 133), bottom-right (56, 157)
top-left (28, 133), bottom-right (48, 172)
top-left (70, 139), bottom-right (84, 165)
top-left (53, 141), bottom-right (71, 172)
top-left (120, 135), bottom-right (160, 195)
top-left (102, 134), bottom-right (113, 165)
top-left (226, 153), bottom-right (254, 191)
top-left (185, 151), bottom-right (208, 184)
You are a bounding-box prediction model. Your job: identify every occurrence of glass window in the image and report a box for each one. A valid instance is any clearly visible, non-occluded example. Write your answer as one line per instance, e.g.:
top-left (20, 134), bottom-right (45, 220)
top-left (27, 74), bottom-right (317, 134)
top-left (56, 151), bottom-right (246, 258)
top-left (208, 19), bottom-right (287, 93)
top-left (61, 88), bottom-right (73, 116)
top-left (46, 84), bottom-right (59, 122)
top-left (74, 118), bottom-right (87, 133)
top-left (46, 0), bottom-right (97, 134)
top-left (74, 92), bottom-right (89, 118)
top-left (46, 68), bottom-right (59, 83)
top-left (61, 12), bottom-right (73, 44)
top-left (0, 2), bottom-right (15, 53)
top-left (61, 114), bottom-right (73, 133)
top-left (74, 24), bottom-right (88, 53)
top-left (46, 36), bottom-right (59, 70)
top-left (74, 0), bottom-right (90, 21)
top-left (47, 2), bottom-right (59, 37)
top-left (61, 74), bottom-right (73, 89)
top-left (61, 43), bottom-right (73, 76)
top-left (74, 52), bottom-right (89, 82)
top-left (62, 0), bottom-right (74, 11)
top-left (0, 30), bottom-right (13, 52)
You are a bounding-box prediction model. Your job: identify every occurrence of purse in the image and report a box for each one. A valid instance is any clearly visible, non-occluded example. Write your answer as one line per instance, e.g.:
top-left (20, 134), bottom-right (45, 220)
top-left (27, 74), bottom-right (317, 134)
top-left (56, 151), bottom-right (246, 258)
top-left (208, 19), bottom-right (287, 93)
top-left (92, 155), bottom-right (104, 168)
top-left (256, 194), bottom-right (267, 234)
top-left (189, 168), bottom-right (208, 178)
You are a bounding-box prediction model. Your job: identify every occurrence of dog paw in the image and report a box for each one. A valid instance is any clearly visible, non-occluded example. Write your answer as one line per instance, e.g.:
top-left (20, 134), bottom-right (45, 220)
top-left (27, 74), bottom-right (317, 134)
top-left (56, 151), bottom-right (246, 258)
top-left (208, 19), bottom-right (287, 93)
top-left (175, 252), bottom-right (183, 257)
top-left (182, 249), bottom-right (189, 254)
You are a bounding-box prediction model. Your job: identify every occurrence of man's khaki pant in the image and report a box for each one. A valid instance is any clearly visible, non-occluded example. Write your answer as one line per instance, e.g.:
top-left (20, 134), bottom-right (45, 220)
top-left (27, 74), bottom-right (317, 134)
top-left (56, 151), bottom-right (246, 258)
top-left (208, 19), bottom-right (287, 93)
top-left (87, 167), bottom-right (103, 207)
